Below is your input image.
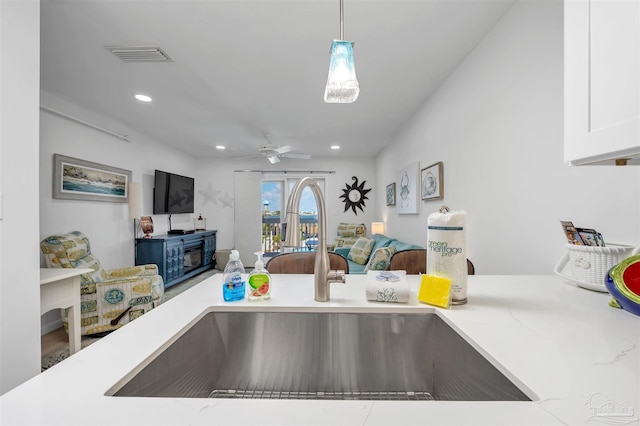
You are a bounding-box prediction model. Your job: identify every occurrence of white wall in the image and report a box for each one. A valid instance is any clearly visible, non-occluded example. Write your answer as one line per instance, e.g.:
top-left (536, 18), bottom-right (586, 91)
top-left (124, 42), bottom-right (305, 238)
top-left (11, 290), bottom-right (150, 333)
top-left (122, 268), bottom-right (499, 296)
top-left (0, 0), bottom-right (42, 395)
top-left (376, 0), bottom-right (640, 274)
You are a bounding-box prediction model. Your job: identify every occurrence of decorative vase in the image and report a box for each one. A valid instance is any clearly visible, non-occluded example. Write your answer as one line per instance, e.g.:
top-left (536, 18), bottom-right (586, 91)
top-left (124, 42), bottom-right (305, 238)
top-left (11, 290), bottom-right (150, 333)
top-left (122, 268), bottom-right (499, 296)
top-left (141, 216), bottom-right (154, 238)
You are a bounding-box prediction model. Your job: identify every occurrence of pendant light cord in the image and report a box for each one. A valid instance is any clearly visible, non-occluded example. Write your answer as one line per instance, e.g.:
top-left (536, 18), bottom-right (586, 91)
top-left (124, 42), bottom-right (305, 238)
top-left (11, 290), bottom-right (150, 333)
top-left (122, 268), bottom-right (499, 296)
top-left (340, 0), bottom-right (344, 40)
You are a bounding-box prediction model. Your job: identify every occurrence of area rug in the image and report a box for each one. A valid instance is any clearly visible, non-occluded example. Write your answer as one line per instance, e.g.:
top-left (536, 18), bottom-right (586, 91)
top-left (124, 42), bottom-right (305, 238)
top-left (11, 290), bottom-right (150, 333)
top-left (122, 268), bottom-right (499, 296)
top-left (41, 269), bottom-right (218, 371)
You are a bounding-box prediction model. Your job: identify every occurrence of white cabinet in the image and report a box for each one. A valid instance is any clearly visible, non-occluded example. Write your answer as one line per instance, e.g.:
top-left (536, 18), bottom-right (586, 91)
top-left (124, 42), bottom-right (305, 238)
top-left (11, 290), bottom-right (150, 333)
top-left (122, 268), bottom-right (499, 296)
top-left (564, 0), bottom-right (640, 165)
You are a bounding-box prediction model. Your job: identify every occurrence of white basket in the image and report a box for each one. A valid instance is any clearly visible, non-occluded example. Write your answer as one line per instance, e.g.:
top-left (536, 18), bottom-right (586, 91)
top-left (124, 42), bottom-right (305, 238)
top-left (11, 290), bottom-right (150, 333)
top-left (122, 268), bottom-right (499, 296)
top-left (554, 244), bottom-right (640, 292)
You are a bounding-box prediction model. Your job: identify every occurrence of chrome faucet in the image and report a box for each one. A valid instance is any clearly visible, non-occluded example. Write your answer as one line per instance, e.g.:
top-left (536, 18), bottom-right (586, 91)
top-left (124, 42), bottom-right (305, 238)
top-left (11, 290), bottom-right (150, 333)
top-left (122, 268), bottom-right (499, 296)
top-left (283, 177), bottom-right (346, 302)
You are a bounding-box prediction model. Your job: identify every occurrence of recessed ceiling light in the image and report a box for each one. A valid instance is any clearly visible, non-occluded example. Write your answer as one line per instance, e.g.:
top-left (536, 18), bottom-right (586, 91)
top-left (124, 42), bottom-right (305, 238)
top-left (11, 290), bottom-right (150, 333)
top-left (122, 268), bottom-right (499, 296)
top-left (215, 145), bottom-right (226, 150)
top-left (330, 145), bottom-right (341, 150)
top-left (134, 94), bottom-right (152, 102)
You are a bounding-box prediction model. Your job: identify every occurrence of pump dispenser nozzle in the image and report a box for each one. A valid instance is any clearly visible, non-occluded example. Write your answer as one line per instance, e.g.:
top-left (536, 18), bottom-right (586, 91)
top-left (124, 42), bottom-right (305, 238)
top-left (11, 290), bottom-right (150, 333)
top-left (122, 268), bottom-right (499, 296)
top-left (229, 250), bottom-right (240, 261)
top-left (254, 251), bottom-right (264, 270)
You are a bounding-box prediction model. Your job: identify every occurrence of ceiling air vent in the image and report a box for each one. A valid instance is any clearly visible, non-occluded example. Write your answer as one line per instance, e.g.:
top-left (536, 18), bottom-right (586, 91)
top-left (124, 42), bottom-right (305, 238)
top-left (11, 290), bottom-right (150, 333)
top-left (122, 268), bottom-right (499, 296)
top-left (106, 46), bottom-right (173, 62)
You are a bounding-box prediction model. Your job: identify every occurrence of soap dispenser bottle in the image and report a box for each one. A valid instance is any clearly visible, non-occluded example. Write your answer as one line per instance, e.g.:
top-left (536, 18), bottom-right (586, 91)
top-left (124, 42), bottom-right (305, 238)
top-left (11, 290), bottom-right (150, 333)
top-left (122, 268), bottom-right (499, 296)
top-left (248, 251), bottom-right (271, 301)
top-left (222, 250), bottom-right (246, 302)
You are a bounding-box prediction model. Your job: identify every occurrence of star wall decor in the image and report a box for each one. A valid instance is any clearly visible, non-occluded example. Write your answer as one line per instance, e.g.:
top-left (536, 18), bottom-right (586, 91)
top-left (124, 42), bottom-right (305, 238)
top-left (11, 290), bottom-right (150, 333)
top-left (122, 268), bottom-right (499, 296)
top-left (198, 182), bottom-right (221, 205)
top-left (168, 190), bottom-right (187, 209)
top-left (198, 183), bottom-right (233, 208)
top-left (218, 192), bottom-right (234, 209)
top-left (339, 176), bottom-right (371, 215)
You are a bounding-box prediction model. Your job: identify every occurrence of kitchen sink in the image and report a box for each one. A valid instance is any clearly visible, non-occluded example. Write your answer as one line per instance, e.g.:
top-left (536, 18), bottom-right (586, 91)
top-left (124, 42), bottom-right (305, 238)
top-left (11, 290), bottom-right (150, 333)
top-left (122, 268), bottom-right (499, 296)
top-left (109, 311), bottom-right (532, 401)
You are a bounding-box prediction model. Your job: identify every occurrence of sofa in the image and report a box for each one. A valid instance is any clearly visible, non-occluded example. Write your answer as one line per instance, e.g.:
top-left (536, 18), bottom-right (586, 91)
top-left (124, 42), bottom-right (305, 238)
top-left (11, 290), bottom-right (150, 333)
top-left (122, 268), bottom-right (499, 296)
top-left (332, 233), bottom-right (424, 274)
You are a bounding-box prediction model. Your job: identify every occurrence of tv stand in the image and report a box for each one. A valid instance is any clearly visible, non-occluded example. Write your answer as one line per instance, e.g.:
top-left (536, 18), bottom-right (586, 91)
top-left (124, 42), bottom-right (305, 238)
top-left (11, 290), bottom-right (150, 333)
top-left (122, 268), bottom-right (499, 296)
top-left (168, 229), bottom-right (195, 235)
top-left (135, 230), bottom-right (216, 289)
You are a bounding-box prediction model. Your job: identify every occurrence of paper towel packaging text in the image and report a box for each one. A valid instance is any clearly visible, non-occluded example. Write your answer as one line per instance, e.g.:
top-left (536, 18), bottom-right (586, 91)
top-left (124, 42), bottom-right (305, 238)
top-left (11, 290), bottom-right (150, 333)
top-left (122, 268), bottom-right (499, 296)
top-left (427, 210), bottom-right (467, 304)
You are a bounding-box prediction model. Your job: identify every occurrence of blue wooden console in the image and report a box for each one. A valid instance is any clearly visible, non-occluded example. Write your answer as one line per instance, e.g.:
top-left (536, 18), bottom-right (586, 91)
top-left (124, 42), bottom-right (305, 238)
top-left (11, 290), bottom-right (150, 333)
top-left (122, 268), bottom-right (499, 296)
top-left (135, 230), bottom-right (217, 289)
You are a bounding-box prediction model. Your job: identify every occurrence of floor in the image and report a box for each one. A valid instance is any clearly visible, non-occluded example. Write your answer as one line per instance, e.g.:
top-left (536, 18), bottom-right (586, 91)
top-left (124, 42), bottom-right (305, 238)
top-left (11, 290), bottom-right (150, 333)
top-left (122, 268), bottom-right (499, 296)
top-left (41, 327), bottom-right (70, 356)
top-left (41, 268), bottom-right (218, 362)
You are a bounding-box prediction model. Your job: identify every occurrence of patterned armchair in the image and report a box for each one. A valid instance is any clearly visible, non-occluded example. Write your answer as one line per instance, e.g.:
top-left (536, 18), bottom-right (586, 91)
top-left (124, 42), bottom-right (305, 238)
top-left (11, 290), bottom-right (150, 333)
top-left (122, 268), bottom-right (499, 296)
top-left (327, 223), bottom-right (367, 251)
top-left (40, 231), bottom-right (164, 336)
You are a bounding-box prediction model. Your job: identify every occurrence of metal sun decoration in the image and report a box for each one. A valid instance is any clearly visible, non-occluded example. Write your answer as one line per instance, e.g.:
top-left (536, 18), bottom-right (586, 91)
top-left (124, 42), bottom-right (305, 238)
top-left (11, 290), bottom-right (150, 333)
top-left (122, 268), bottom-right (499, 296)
top-left (339, 176), bottom-right (371, 215)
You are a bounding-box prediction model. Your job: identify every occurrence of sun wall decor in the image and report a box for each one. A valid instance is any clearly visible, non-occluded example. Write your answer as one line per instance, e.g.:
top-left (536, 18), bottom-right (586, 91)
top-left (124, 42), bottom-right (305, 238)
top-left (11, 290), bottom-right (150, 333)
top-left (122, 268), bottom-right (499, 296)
top-left (340, 176), bottom-right (371, 215)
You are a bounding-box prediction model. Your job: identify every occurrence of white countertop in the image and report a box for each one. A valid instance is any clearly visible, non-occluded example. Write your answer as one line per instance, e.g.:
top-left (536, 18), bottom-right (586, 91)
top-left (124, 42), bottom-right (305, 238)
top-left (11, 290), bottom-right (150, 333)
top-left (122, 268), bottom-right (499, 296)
top-left (2, 274), bottom-right (638, 425)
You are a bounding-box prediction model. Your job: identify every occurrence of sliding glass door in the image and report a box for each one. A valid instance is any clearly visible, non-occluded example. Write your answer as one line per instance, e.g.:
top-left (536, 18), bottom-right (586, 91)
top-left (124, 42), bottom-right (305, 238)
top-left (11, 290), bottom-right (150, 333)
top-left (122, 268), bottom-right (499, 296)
top-left (261, 176), bottom-right (324, 256)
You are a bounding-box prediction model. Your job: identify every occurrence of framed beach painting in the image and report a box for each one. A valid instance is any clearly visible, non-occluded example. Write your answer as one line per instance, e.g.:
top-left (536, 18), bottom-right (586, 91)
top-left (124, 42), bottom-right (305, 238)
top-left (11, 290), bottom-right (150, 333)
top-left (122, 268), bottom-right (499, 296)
top-left (385, 183), bottom-right (396, 206)
top-left (396, 162), bottom-right (419, 214)
top-left (53, 154), bottom-right (131, 202)
top-left (421, 161), bottom-right (444, 201)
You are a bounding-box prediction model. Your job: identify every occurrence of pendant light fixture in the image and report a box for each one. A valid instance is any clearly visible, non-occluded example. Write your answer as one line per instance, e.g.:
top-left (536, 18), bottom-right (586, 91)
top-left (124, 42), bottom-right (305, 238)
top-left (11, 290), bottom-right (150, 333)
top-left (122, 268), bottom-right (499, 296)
top-left (324, 0), bottom-right (359, 103)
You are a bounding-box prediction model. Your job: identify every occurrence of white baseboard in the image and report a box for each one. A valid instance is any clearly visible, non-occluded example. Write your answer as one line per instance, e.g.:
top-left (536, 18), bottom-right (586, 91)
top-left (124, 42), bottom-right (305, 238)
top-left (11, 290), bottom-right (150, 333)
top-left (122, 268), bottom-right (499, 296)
top-left (41, 310), bottom-right (63, 335)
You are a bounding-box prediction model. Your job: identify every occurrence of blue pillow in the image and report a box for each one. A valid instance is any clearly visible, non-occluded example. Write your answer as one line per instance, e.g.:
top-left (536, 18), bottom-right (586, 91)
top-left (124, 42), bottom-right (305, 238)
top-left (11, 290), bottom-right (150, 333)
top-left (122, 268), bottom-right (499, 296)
top-left (371, 234), bottom-right (394, 251)
top-left (333, 247), bottom-right (351, 258)
top-left (389, 241), bottom-right (423, 251)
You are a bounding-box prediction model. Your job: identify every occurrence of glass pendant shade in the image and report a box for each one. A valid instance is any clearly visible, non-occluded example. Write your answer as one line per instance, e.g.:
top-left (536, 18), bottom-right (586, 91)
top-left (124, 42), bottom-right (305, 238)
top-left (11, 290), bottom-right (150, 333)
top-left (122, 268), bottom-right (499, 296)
top-left (324, 40), bottom-right (359, 103)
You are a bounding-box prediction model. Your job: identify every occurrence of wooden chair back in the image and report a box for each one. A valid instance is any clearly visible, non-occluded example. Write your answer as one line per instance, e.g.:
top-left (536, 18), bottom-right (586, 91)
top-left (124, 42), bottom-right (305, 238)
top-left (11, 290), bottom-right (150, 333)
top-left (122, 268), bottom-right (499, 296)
top-left (265, 252), bottom-right (349, 274)
top-left (389, 249), bottom-right (475, 275)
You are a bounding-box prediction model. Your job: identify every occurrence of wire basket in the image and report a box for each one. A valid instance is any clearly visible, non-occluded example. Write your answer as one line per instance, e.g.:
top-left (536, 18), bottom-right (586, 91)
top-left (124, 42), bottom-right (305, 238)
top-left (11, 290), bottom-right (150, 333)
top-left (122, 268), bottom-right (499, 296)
top-left (554, 244), bottom-right (640, 292)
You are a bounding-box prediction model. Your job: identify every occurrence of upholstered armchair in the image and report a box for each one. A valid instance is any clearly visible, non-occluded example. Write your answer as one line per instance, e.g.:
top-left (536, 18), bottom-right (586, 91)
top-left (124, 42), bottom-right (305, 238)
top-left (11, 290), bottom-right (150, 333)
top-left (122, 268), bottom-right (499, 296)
top-left (40, 231), bottom-right (164, 336)
top-left (327, 223), bottom-right (367, 251)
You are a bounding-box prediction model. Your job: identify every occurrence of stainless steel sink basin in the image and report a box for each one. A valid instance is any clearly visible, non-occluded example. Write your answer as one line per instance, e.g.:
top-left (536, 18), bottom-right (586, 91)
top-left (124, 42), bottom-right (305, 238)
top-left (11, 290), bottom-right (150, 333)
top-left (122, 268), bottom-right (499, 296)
top-left (109, 311), bottom-right (532, 401)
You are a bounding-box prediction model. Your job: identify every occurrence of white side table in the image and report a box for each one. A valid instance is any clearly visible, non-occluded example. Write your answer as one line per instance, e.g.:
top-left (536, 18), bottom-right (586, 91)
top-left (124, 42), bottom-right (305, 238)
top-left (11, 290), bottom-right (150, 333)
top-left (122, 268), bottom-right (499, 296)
top-left (40, 268), bottom-right (92, 355)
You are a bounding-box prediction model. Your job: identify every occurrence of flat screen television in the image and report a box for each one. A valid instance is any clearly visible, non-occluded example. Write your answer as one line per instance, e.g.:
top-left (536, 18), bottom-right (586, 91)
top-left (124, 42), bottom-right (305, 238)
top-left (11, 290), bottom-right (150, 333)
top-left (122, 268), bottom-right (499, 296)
top-left (153, 170), bottom-right (195, 214)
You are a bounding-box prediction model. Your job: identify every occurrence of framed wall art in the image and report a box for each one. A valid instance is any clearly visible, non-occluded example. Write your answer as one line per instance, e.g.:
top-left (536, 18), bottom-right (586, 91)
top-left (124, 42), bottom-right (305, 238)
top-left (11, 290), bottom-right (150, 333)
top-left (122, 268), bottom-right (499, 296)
top-left (53, 154), bottom-right (131, 202)
top-left (396, 162), bottom-right (419, 214)
top-left (385, 183), bottom-right (396, 206)
top-left (421, 161), bottom-right (444, 201)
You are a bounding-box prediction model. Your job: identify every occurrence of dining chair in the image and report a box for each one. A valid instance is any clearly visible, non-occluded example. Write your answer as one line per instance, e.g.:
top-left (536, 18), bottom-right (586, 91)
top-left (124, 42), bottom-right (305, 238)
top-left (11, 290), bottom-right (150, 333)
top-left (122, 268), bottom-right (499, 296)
top-left (266, 252), bottom-right (349, 274)
top-left (389, 249), bottom-right (475, 275)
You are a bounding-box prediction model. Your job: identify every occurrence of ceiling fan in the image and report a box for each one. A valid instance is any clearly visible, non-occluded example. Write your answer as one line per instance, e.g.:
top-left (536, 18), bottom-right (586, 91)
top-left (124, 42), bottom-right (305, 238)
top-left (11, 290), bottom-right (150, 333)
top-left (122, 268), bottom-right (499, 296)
top-left (258, 144), bottom-right (311, 164)
top-left (230, 133), bottom-right (312, 163)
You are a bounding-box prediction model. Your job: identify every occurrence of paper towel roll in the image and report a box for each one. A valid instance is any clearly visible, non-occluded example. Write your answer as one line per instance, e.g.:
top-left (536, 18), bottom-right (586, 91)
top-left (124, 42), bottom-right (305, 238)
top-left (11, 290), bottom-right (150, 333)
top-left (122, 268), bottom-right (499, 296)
top-left (427, 208), bottom-right (467, 304)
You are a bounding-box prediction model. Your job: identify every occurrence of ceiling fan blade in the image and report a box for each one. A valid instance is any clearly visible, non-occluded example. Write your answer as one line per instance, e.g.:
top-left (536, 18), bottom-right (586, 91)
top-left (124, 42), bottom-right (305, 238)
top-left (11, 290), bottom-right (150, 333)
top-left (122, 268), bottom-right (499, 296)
top-left (274, 145), bottom-right (293, 154)
top-left (267, 155), bottom-right (280, 164)
top-left (282, 153), bottom-right (311, 160)
top-left (232, 154), bottom-right (262, 160)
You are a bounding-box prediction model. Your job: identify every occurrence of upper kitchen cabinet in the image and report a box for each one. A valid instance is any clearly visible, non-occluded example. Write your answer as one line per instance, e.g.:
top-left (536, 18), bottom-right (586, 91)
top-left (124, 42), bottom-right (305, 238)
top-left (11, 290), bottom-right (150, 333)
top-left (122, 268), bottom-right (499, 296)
top-left (564, 0), bottom-right (640, 165)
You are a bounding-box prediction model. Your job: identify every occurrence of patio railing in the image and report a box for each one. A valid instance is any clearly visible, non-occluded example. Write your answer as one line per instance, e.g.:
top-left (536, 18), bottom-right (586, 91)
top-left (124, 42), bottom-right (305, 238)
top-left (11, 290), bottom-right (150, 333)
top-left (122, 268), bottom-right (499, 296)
top-left (262, 215), bottom-right (318, 257)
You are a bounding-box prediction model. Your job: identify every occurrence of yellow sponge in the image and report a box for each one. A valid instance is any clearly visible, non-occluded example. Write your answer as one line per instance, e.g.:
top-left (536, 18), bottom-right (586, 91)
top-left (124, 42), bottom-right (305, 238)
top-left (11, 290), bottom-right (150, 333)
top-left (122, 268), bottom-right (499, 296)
top-left (417, 274), bottom-right (452, 308)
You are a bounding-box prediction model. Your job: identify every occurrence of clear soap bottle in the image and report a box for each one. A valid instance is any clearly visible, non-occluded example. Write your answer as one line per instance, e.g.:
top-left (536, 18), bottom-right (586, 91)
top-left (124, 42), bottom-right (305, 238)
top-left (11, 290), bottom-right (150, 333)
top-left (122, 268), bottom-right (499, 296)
top-left (222, 250), bottom-right (246, 302)
top-left (247, 251), bottom-right (271, 301)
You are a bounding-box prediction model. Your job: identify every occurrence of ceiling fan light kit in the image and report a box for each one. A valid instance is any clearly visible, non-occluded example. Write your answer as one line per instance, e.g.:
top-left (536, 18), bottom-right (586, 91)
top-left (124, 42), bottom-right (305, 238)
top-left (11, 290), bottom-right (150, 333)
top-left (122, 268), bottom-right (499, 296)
top-left (324, 0), bottom-right (359, 104)
top-left (267, 152), bottom-right (280, 164)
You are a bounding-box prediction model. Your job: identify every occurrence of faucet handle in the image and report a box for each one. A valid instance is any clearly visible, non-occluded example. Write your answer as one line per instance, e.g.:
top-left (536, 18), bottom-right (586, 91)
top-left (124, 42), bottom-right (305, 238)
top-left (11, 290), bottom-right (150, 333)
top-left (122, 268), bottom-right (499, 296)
top-left (328, 270), bottom-right (346, 284)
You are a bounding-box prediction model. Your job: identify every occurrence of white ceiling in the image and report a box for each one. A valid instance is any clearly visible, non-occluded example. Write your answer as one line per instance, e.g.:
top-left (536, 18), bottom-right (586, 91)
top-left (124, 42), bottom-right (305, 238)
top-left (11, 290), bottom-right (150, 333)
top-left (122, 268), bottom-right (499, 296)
top-left (40, 0), bottom-right (515, 161)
